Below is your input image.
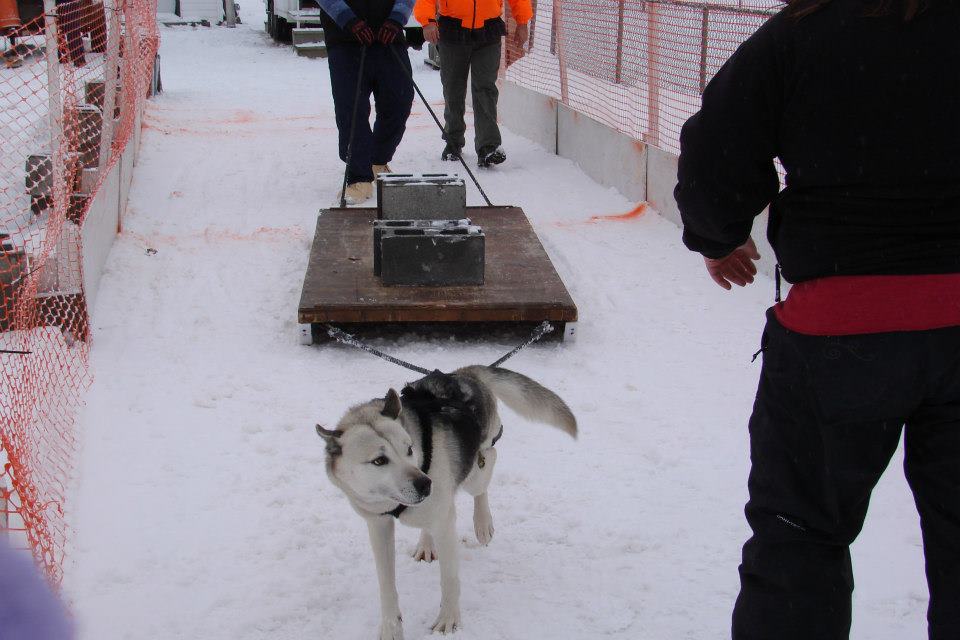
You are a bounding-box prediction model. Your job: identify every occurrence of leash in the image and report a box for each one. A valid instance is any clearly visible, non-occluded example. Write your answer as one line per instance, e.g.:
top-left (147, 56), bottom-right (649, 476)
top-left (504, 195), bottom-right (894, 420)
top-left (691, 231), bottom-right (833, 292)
top-left (324, 320), bottom-right (555, 373)
top-left (340, 45), bottom-right (369, 209)
top-left (387, 44), bottom-right (494, 207)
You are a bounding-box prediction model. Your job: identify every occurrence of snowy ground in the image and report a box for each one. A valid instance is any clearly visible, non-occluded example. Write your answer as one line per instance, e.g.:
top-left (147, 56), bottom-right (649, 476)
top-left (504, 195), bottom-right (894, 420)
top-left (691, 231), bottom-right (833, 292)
top-left (63, 5), bottom-right (929, 639)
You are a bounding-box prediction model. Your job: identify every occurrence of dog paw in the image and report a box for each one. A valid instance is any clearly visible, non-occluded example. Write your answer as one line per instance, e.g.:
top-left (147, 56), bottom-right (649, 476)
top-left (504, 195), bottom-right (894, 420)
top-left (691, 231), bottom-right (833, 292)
top-left (378, 614), bottom-right (404, 640)
top-left (473, 517), bottom-right (494, 546)
top-left (413, 534), bottom-right (438, 562)
top-left (430, 608), bottom-right (461, 634)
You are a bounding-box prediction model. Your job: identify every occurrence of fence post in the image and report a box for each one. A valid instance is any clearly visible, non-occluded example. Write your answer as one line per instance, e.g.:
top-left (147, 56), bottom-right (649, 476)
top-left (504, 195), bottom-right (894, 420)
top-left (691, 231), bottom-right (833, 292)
top-left (42, 0), bottom-right (67, 212)
top-left (552, 0), bottom-right (568, 105)
top-left (614, 0), bottom-right (625, 84)
top-left (98, 0), bottom-right (123, 176)
top-left (0, 477), bottom-right (8, 540)
top-left (698, 6), bottom-right (709, 93)
top-left (223, 0), bottom-right (237, 27)
top-left (644, 1), bottom-right (661, 147)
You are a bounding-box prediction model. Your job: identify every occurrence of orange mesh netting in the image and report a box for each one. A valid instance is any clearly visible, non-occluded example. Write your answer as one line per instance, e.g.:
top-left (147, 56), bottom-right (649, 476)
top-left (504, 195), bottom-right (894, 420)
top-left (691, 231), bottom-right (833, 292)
top-left (502, 0), bottom-right (780, 154)
top-left (0, 0), bottom-right (158, 583)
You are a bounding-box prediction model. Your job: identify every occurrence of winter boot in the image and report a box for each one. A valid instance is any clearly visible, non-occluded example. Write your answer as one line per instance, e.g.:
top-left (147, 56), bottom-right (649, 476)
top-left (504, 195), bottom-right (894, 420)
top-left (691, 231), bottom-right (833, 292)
top-left (478, 146), bottom-right (506, 168)
top-left (373, 164), bottom-right (392, 175)
top-left (441, 144), bottom-right (463, 162)
top-left (340, 181), bottom-right (373, 205)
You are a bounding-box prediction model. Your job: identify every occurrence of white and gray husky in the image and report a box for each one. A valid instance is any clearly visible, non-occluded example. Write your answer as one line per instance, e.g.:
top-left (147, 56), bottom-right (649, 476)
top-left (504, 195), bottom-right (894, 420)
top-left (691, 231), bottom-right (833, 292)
top-left (316, 365), bottom-right (577, 639)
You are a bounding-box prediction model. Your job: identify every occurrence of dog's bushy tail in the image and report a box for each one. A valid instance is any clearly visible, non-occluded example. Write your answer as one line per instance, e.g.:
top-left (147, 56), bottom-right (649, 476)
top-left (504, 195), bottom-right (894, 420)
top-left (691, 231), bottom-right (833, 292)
top-left (458, 366), bottom-right (577, 438)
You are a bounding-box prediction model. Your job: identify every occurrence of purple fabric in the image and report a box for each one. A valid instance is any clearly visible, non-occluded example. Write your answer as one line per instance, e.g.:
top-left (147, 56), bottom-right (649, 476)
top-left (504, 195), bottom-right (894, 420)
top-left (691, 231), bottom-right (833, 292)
top-left (0, 543), bottom-right (73, 640)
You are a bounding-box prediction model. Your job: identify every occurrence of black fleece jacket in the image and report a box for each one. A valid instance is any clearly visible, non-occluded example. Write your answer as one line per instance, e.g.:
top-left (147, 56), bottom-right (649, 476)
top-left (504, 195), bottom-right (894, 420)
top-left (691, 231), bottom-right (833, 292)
top-left (675, 0), bottom-right (960, 283)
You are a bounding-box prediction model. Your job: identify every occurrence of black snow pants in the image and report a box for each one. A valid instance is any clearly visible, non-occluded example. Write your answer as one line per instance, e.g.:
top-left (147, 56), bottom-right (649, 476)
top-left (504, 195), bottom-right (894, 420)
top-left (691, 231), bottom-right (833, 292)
top-left (733, 309), bottom-right (960, 640)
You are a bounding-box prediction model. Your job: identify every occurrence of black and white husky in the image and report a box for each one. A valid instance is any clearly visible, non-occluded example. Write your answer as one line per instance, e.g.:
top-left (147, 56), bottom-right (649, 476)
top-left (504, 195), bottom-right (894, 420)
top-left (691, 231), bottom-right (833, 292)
top-left (316, 365), bottom-right (577, 639)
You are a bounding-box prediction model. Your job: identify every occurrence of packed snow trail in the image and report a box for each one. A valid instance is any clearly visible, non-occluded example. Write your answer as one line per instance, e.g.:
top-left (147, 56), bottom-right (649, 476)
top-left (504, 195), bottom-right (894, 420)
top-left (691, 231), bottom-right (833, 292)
top-left (64, 7), bottom-right (928, 639)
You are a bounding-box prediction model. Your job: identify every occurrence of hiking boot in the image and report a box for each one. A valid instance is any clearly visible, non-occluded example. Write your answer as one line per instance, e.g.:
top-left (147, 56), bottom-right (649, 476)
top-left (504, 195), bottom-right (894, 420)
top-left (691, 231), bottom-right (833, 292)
top-left (372, 164), bottom-right (392, 175)
top-left (478, 146), bottom-right (506, 168)
top-left (441, 144), bottom-right (463, 162)
top-left (340, 181), bottom-right (373, 205)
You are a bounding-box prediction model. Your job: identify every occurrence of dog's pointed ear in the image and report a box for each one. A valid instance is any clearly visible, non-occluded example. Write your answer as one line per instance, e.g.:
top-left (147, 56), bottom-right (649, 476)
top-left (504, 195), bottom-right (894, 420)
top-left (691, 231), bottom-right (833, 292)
top-left (316, 424), bottom-right (344, 456)
top-left (381, 389), bottom-right (402, 420)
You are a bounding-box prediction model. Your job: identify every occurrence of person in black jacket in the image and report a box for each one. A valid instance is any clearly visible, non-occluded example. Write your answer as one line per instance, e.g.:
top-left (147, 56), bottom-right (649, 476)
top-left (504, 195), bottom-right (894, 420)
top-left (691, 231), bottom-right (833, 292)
top-left (318, 0), bottom-right (416, 204)
top-left (675, 1), bottom-right (960, 638)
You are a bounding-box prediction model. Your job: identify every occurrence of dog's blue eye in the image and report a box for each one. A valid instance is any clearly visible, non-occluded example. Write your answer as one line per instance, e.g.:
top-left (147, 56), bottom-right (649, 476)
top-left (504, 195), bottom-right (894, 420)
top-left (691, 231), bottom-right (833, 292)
top-left (407, 446), bottom-right (413, 456)
top-left (372, 456), bottom-right (389, 466)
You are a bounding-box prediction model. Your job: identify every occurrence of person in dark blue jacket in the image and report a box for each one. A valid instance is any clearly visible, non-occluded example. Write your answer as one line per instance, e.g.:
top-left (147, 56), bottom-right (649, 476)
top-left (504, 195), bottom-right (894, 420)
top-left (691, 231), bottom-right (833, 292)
top-left (318, 0), bottom-right (416, 204)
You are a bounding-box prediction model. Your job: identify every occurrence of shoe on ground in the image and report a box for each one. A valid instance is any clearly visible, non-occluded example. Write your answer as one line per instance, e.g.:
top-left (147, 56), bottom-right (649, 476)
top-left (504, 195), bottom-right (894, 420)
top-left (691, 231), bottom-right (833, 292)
top-left (441, 144), bottom-right (463, 162)
top-left (341, 181), bottom-right (373, 205)
top-left (478, 146), bottom-right (506, 168)
top-left (373, 164), bottom-right (392, 175)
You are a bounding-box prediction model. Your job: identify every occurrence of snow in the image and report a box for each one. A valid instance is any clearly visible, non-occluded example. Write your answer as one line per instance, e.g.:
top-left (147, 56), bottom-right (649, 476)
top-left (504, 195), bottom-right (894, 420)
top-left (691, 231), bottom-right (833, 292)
top-left (63, 5), bottom-right (929, 639)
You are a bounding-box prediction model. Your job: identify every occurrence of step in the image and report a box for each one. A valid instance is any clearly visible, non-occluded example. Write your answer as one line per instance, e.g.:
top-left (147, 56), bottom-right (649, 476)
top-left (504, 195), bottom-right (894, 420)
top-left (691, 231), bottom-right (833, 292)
top-left (294, 43), bottom-right (327, 59)
top-left (292, 27), bottom-right (325, 45)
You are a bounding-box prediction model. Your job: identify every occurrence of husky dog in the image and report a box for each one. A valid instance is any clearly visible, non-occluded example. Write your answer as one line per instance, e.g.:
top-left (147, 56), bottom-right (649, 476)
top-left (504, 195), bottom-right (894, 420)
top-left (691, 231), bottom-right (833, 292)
top-left (316, 365), bottom-right (577, 639)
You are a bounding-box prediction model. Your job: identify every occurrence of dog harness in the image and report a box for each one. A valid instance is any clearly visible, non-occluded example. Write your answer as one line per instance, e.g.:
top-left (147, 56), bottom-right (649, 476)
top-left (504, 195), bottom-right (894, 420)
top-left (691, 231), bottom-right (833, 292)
top-left (381, 374), bottom-right (502, 519)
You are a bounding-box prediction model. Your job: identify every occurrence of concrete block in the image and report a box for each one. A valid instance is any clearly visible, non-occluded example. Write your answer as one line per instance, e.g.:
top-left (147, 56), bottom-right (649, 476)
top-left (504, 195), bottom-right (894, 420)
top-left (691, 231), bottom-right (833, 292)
top-left (379, 224), bottom-right (485, 286)
top-left (373, 218), bottom-right (472, 276)
top-left (295, 43), bottom-right (327, 59)
top-left (76, 104), bottom-right (103, 169)
top-left (292, 27), bottom-right (324, 45)
top-left (377, 173), bottom-right (466, 220)
top-left (85, 80), bottom-right (120, 118)
top-left (25, 155), bottom-right (52, 196)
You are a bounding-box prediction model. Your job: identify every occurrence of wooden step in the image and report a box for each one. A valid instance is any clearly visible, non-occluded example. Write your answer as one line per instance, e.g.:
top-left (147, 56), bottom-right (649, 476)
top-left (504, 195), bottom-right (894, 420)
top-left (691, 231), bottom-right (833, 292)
top-left (294, 43), bottom-right (327, 59)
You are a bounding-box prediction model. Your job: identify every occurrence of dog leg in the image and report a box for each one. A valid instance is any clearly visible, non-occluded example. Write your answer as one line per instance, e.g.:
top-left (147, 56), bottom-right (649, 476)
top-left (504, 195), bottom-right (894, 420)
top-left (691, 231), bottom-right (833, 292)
top-left (464, 447), bottom-right (497, 545)
top-left (413, 529), bottom-right (438, 562)
top-left (430, 507), bottom-right (462, 634)
top-left (366, 517), bottom-right (404, 640)
top-left (472, 493), bottom-right (495, 546)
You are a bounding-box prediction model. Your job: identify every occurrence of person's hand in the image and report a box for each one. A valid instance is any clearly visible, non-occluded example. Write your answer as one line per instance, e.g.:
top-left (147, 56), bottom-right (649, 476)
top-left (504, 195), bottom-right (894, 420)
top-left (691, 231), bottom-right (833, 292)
top-left (512, 22), bottom-right (529, 46)
top-left (378, 19), bottom-right (403, 45)
top-left (704, 237), bottom-right (761, 289)
top-left (423, 22), bottom-right (439, 44)
top-left (347, 18), bottom-right (375, 46)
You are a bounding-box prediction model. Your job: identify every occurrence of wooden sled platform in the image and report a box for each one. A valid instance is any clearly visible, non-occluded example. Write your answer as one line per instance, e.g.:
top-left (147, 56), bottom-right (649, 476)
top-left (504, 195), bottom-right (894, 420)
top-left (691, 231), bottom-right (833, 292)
top-left (298, 206), bottom-right (578, 344)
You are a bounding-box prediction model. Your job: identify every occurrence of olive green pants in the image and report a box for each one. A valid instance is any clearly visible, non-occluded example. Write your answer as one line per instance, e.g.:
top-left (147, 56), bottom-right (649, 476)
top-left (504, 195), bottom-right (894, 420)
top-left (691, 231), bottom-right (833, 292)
top-left (439, 39), bottom-right (502, 155)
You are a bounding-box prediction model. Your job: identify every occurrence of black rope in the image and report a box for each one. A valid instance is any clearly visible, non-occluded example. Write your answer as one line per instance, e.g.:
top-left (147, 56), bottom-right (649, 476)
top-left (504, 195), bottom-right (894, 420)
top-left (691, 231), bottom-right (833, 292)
top-left (323, 320), bottom-right (555, 373)
top-left (340, 45), bottom-right (369, 209)
top-left (0, 349), bottom-right (30, 355)
top-left (324, 324), bottom-right (432, 375)
top-left (388, 44), bottom-right (494, 207)
top-left (489, 320), bottom-right (554, 367)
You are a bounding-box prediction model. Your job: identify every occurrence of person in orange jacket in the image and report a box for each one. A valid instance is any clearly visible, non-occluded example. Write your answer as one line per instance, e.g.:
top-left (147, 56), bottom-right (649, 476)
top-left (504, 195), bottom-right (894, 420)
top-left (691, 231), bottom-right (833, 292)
top-left (414, 0), bottom-right (531, 167)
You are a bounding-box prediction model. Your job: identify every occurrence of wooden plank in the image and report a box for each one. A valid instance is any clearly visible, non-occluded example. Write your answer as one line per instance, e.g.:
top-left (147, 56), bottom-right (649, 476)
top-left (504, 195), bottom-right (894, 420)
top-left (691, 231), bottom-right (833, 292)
top-left (298, 206), bottom-right (577, 324)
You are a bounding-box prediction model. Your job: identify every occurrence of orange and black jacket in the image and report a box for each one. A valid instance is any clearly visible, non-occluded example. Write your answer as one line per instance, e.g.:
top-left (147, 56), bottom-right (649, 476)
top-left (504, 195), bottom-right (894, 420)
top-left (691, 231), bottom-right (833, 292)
top-left (414, 0), bottom-right (532, 40)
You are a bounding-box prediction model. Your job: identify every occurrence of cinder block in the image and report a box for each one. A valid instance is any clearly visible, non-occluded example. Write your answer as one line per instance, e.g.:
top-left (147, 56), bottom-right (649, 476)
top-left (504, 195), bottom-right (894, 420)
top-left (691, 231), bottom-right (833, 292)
top-left (380, 224), bottom-right (485, 286)
top-left (76, 104), bottom-right (103, 169)
top-left (85, 80), bottom-right (120, 118)
top-left (377, 173), bottom-right (466, 220)
top-left (25, 155), bottom-right (52, 196)
top-left (372, 218), bottom-right (472, 276)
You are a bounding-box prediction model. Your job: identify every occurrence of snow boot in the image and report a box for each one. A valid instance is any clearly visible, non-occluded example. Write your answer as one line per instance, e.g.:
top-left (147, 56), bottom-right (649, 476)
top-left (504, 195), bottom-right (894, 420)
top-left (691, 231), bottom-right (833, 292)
top-left (478, 146), bottom-right (506, 168)
top-left (441, 144), bottom-right (463, 162)
top-left (340, 181), bottom-right (373, 205)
